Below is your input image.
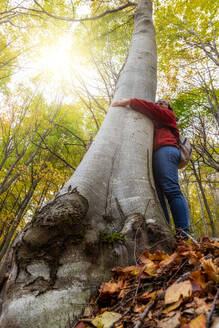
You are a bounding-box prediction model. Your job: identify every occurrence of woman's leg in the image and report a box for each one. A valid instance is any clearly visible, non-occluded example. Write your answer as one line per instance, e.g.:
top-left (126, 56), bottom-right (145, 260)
top-left (153, 146), bottom-right (190, 234)
top-left (153, 161), bottom-right (170, 223)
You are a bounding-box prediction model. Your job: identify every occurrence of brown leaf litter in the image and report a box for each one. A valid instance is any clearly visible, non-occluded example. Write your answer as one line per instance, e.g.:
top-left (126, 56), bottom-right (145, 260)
top-left (74, 237), bottom-right (219, 328)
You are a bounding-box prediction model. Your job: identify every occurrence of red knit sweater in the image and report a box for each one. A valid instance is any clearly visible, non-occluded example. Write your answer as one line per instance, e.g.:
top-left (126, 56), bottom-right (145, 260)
top-left (130, 98), bottom-right (179, 151)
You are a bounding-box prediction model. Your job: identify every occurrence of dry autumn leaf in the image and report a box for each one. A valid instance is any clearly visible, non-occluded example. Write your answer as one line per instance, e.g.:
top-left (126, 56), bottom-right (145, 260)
top-left (162, 297), bottom-right (183, 314)
top-left (194, 297), bottom-right (212, 315)
top-left (100, 279), bottom-right (123, 295)
top-left (186, 251), bottom-right (202, 266)
top-left (201, 258), bottom-right (219, 282)
top-left (165, 280), bottom-right (192, 305)
top-left (190, 280), bottom-right (202, 294)
top-left (157, 311), bottom-right (180, 328)
top-left (188, 313), bottom-right (206, 328)
top-left (190, 270), bottom-right (206, 289)
top-left (111, 266), bottom-right (140, 279)
top-left (143, 259), bottom-right (157, 276)
top-left (138, 252), bottom-right (151, 264)
top-left (158, 252), bottom-right (178, 269)
top-left (118, 281), bottom-right (130, 298)
top-left (138, 250), bottom-right (168, 262)
top-left (92, 311), bottom-right (122, 328)
top-left (122, 266), bottom-right (141, 276)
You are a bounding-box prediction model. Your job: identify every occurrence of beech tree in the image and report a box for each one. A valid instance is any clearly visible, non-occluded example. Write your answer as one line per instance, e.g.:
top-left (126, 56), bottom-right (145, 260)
top-left (0, 1), bottom-right (176, 327)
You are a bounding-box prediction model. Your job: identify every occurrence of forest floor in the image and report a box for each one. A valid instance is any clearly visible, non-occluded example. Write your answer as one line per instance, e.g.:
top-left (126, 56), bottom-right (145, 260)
top-left (74, 237), bottom-right (219, 328)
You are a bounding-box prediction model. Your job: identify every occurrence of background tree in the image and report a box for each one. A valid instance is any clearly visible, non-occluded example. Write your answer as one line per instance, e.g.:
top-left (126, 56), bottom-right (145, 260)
top-left (0, 91), bottom-right (89, 261)
top-left (0, 0), bottom-right (136, 251)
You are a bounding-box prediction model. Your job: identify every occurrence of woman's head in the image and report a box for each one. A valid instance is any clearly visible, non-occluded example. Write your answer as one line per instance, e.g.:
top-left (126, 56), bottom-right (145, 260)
top-left (156, 99), bottom-right (173, 111)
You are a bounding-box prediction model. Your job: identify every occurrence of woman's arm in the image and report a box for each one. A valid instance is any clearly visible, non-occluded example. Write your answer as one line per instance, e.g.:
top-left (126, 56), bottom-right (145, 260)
top-left (112, 98), bottom-right (176, 126)
top-left (111, 98), bottom-right (131, 107)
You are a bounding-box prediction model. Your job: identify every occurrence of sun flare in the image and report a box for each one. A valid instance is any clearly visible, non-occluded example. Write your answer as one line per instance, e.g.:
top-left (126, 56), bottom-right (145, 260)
top-left (41, 46), bottom-right (70, 76)
top-left (33, 34), bottom-right (92, 89)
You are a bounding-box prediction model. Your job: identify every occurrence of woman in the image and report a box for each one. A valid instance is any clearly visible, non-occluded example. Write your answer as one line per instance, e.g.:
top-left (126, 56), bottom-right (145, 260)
top-left (112, 98), bottom-right (190, 235)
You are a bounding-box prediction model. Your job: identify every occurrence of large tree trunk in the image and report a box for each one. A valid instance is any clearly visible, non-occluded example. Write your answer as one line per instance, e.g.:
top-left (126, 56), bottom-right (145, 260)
top-left (0, 1), bottom-right (175, 327)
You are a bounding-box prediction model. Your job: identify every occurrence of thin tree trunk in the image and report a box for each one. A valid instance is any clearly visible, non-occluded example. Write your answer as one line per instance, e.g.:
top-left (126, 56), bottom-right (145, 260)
top-left (191, 160), bottom-right (216, 237)
top-left (196, 186), bottom-right (208, 236)
top-left (0, 1), bottom-right (175, 328)
top-left (181, 170), bottom-right (192, 228)
top-left (0, 178), bottom-right (40, 260)
top-left (207, 178), bottom-right (219, 221)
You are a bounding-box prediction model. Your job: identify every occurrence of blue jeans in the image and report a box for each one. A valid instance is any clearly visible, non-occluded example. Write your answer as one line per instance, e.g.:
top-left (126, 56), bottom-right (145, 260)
top-left (153, 146), bottom-right (190, 234)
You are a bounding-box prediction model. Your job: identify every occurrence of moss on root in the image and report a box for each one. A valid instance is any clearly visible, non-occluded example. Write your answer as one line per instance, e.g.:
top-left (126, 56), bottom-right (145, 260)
top-left (100, 232), bottom-right (125, 244)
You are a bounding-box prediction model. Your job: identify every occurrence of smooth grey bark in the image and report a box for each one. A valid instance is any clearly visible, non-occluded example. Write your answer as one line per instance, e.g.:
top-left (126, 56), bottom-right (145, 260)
top-left (0, 1), bottom-right (175, 327)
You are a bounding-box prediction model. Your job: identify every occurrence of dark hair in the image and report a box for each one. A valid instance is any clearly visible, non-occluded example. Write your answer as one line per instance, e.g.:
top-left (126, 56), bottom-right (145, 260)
top-left (156, 99), bottom-right (173, 111)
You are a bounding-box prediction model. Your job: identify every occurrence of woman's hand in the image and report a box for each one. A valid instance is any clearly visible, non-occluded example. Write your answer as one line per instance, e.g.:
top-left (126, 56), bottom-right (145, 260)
top-left (111, 98), bottom-right (131, 107)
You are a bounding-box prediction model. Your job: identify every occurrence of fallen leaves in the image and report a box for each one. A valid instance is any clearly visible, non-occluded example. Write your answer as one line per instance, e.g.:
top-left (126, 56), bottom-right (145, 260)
top-left (157, 311), bottom-right (180, 328)
top-left (190, 270), bottom-right (206, 289)
top-left (201, 258), bottom-right (219, 282)
top-left (75, 238), bottom-right (219, 328)
top-left (194, 297), bottom-right (212, 315)
top-left (162, 297), bottom-right (183, 314)
top-left (100, 279), bottom-right (123, 295)
top-left (165, 280), bottom-right (193, 304)
top-left (159, 252), bottom-right (179, 268)
top-left (92, 312), bottom-right (122, 328)
top-left (188, 313), bottom-right (206, 328)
